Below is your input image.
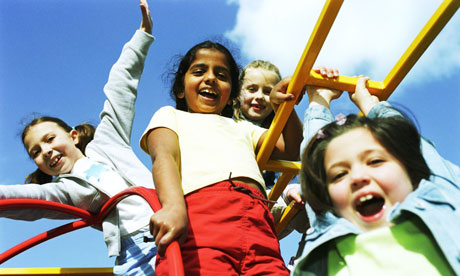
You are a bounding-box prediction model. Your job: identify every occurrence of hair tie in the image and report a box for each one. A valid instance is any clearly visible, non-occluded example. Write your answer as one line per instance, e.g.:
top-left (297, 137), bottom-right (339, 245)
top-left (335, 113), bottom-right (347, 126)
top-left (316, 129), bottom-right (327, 140)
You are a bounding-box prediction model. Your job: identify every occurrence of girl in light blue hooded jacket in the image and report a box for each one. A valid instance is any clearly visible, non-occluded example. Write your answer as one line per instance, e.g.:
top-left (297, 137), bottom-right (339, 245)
top-left (0, 1), bottom-right (157, 275)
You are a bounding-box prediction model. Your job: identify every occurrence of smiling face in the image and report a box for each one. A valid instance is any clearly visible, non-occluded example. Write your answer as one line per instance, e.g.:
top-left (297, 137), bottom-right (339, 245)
top-left (178, 48), bottom-right (232, 115)
top-left (324, 127), bottom-right (413, 231)
top-left (24, 121), bottom-right (84, 176)
top-left (239, 67), bottom-right (278, 123)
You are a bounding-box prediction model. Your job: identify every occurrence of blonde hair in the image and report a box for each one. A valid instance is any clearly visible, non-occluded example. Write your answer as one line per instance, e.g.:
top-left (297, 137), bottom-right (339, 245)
top-left (234, 60), bottom-right (282, 128)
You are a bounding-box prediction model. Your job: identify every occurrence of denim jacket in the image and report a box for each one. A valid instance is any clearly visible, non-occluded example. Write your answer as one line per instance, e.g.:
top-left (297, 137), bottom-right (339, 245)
top-left (293, 102), bottom-right (460, 275)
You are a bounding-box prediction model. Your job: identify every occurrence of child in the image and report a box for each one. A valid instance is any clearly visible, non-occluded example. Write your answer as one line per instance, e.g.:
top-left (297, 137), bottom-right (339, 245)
top-left (293, 76), bottom-right (460, 275)
top-left (236, 59), bottom-right (308, 240)
top-left (140, 42), bottom-right (303, 275)
top-left (0, 1), bottom-right (156, 275)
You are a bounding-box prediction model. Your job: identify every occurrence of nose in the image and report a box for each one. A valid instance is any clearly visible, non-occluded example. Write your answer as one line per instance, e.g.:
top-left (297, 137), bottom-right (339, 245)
top-left (350, 166), bottom-right (370, 190)
top-left (254, 89), bottom-right (264, 100)
top-left (204, 71), bottom-right (217, 84)
top-left (42, 145), bottom-right (53, 159)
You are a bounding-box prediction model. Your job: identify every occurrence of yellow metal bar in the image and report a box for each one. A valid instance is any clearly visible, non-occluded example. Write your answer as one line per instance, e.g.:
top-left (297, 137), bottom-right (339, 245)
top-left (307, 71), bottom-right (384, 95)
top-left (381, 0), bottom-right (460, 100)
top-left (256, 0), bottom-right (344, 168)
top-left (267, 172), bottom-right (296, 208)
top-left (275, 201), bottom-right (301, 234)
top-left (264, 160), bottom-right (301, 175)
top-left (0, 267), bottom-right (113, 275)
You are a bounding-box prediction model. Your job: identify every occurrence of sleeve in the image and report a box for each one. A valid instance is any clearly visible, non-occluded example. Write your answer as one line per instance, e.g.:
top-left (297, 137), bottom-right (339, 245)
top-left (140, 106), bottom-right (178, 154)
top-left (0, 179), bottom-right (105, 220)
top-left (367, 101), bottom-right (403, 119)
top-left (248, 122), bottom-right (268, 150)
top-left (93, 30), bottom-right (154, 147)
top-left (85, 30), bottom-right (155, 189)
top-left (300, 105), bottom-right (334, 154)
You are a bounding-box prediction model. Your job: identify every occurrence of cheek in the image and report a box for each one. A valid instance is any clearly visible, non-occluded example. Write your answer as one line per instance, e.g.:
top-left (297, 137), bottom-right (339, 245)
top-left (263, 94), bottom-right (271, 104)
top-left (328, 184), bottom-right (349, 209)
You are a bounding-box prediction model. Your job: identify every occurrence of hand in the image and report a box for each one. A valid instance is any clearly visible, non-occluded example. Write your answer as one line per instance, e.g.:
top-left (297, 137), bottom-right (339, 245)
top-left (149, 205), bottom-right (188, 256)
top-left (307, 66), bottom-right (342, 108)
top-left (313, 66), bottom-right (339, 79)
top-left (349, 76), bottom-right (379, 116)
top-left (269, 77), bottom-right (297, 111)
top-left (284, 184), bottom-right (304, 208)
top-left (139, 0), bottom-right (153, 34)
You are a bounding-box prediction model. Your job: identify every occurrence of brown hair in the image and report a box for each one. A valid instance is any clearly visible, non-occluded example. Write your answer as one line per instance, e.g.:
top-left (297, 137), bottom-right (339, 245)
top-left (22, 116), bottom-right (95, 184)
top-left (300, 114), bottom-right (431, 214)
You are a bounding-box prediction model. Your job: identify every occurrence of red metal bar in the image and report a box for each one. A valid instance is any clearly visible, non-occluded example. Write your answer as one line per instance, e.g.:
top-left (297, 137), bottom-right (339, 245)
top-left (0, 187), bottom-right (184, 276)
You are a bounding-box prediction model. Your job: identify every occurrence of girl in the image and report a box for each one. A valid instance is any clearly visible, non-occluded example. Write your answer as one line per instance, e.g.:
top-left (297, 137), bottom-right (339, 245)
top-left (140, 42), bottom-right (303, 275)
top-left (293, 77), bottom-right (460, 275)
top-left (0, 1), bottom-right (157, 275)
top-left (236, 60), bottom-right (282, 128)
top-left (237, 60), bottom-right (307, 240)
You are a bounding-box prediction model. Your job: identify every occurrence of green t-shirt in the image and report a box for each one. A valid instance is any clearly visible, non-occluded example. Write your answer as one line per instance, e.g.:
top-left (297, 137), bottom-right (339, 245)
top-left (328, 217), bottom-right (455, 276)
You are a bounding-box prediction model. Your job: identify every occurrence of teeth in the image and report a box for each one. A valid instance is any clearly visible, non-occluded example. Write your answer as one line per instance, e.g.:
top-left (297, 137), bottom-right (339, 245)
top-left (50, 155), bottom-right (60, 167)
top-left (359, 194), bottom-right (373, 203)
top-left (200, 89), bottom-right (216, 95)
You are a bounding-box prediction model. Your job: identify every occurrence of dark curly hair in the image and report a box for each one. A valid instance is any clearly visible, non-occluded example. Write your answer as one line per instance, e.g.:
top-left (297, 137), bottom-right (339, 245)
top-left (168, 41), bottom-right (240, 118)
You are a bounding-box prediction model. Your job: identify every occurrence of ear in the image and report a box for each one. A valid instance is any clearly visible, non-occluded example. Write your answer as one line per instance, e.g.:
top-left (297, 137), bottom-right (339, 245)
top-left (177, 91), bottom-right (185, 99)
top-left (70, 129), bottom-right (80, 145)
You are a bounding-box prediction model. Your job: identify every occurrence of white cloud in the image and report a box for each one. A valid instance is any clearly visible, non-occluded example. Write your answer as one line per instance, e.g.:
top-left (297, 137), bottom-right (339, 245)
top-left (226, 0), bottom-right (460, 87)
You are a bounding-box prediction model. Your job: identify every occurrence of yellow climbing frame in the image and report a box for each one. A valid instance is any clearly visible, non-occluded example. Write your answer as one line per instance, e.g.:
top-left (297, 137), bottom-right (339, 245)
top-left (262, 0), bottom-right (460, 232)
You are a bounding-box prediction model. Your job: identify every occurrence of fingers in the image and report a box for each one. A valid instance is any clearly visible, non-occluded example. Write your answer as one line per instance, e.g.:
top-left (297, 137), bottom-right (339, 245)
top-left (139, 0), bottom-right (153, 34)
top-left (356, 75), bottom-right (370, 90)
top-left (313, 66), bottom-right (339, 79)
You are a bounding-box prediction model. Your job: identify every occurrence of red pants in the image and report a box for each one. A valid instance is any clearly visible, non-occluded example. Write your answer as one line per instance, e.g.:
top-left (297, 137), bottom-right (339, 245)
top-left (155, 181), bottom-right (289, 276)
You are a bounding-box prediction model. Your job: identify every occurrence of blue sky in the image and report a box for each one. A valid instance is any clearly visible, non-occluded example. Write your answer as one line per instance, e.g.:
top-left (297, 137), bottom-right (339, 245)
top-left (1, 0), bottom-right (460, 269)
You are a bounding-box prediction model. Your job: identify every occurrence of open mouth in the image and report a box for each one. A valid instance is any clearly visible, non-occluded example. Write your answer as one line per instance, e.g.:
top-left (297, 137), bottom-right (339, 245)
top-left (50, 154), bottom-right (62, 167)
top-left (355, 194), bottom-right (385, 218)
top-left (199, 89), bottom-right (218, 100)
top-left (251, 103), bottom-right (264, 111)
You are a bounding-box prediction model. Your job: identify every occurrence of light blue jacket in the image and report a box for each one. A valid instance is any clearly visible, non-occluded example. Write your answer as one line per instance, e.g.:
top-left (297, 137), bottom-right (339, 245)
top-left (293, 102), bottom-right (460, 275)
top-left (0, 30), bottom-right (155, 257)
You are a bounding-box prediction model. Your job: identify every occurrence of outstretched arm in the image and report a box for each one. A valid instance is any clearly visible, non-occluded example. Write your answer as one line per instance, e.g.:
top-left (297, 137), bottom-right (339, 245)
top-left (146, 128), bottom-right (188, 256)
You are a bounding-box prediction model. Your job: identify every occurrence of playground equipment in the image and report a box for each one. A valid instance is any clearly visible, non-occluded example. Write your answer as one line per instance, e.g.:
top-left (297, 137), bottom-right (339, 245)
top-left (1, 0), bottom-right (459, 274)
top-left (0, 187), bottom-right (184, 276)
top-left (260, 0), bottom-right (459, 232)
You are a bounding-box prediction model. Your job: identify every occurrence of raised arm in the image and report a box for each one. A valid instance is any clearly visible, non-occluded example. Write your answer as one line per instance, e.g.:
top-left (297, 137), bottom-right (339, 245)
top-left (300, 67), bottom-right (342, 152)
top-left (92, 1), bottom-right (154, 148)
top-left (260, 77), bottom-right (303, 161)
top-left (146, 128), bottom-right (188, 256)
top-left (353, 76), bottom-right (460, 186)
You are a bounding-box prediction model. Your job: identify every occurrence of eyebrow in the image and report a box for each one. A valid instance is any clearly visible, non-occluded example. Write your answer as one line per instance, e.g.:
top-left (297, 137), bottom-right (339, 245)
top-left (326, 148), bottom-right (384, 171)
top-left (190, 63), bottom-right (230, 73)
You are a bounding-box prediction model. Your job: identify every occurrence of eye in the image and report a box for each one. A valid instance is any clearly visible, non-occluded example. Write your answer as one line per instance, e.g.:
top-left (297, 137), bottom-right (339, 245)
top-left (30, 149), bottom-right (41, 158)
top-left (215, 70), bottom-right (230, 81)
top-left (246, 85), bottom-right (257, 92)
top-left (192, 69), bottom-right (204, 76)
top-left (47, 136), bottom-right (55, 143)
top-left (332, 171), bottom-right (347, 182)
top-left (328, 170), bottom-right (347, 183)
top-left (368, 158), bottom-right (384, 166)
top-left (263, 87), bottom-right (272, 95)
